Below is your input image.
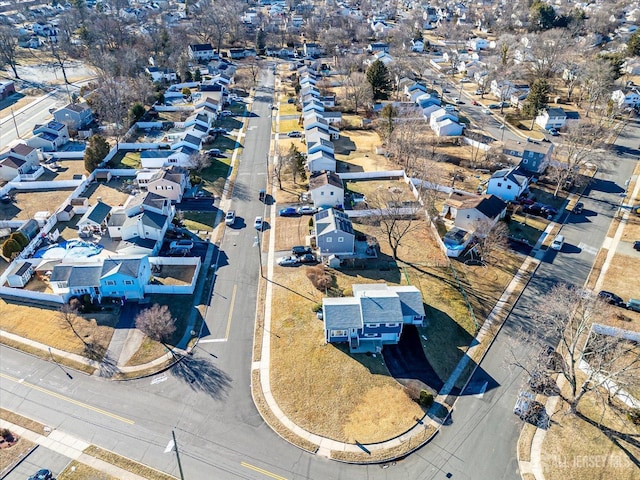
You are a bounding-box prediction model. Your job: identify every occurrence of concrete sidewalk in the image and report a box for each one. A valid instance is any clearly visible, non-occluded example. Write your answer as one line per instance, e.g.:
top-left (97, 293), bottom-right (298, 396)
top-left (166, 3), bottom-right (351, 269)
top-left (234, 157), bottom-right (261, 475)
top-left (0, 419), bottom-right (151, 480)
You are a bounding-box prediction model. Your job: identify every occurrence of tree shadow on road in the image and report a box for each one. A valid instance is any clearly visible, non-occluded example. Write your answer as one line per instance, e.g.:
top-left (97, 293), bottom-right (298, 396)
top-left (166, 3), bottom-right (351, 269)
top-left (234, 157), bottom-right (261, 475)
top-left (170, 355), bottom-right (232, 400)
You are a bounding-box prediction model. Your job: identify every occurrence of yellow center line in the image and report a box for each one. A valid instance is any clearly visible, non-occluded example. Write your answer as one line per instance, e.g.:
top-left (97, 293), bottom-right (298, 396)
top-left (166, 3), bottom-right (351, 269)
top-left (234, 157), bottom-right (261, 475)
top-left (240, 461), bottom-right (288, 480)
top-left (0, 372), bottom-right (135, 425)
top-left (224, 284), bottom-right (238, 340)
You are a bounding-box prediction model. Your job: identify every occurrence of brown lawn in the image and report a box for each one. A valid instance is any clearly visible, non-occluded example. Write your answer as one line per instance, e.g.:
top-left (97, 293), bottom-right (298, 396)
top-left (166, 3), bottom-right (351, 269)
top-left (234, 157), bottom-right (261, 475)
top-left (152, 265), bottom-right (196, 286)
top-left (0, 299), bottom-right (118, 356)
top-left (0, 188), bottom-right (75, 221)
top-left (83, 180), bottom-right (131, 207)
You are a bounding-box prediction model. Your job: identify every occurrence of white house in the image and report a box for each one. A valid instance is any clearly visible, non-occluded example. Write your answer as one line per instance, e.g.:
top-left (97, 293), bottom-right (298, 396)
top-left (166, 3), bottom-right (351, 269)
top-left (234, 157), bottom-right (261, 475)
top-left (7, 261), bottom-right (34, 288)
top-left (430, 108), bottom-right (458, 129)
top-left (136, 166), bottom-right (189, 203)
top-left (535, 107), bottom-right (567, 130)
top-left (306, 150), bottom-right (336, 173)
top-left (433, 118), bottom-right (464, 137)
top-left (309, 171), bottom-right (344, 208)
top-left (467, 37), bottom-right (489, 51)
top-left (188, 43), bottom-right (217, 62)
top-left (611, 88), bottom-right (640, 107)
top-left (146, 67), bottom-right (177, 83)
top-left (27, 121), bottom-right (69, 151)
top-left (486, 167), bottom-right (529, 202)
top-left (442, 192), bottom-right (507, 232)
top-left (140, 149), bottom-right (191, 169)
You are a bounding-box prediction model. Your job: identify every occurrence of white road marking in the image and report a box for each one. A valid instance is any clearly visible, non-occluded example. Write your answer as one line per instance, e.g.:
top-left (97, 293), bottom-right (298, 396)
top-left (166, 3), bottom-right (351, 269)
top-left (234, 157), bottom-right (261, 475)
top-left (198, 338), bottom-right (228, 343)
top-left (151, 374), bottom-right (168, 385)
top-left (578, 242), bottom-right (598, 255)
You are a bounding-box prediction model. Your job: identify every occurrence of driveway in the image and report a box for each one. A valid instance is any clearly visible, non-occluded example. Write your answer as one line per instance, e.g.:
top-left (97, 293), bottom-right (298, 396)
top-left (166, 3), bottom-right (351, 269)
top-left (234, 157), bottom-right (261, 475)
top-left (383, 325), bottom-right (444, 392)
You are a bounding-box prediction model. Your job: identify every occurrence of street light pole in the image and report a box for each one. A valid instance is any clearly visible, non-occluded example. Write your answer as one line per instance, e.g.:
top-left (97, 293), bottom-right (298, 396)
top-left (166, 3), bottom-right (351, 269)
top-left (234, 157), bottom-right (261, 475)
top-left (10, 108), bottom-right (19, 138)
top-left (172, 430), bottom-right (185, 480)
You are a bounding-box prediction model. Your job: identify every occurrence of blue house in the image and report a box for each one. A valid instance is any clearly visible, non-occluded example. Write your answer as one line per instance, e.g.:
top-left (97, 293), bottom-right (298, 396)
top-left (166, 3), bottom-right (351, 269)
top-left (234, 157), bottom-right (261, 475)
top-left (322, 283), bottom-right (426, 353)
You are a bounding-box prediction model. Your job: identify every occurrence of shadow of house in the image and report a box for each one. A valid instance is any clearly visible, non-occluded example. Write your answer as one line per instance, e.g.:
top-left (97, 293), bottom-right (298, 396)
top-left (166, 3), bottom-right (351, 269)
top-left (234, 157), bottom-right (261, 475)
top-left (333, 135), bottom-right (357, 155)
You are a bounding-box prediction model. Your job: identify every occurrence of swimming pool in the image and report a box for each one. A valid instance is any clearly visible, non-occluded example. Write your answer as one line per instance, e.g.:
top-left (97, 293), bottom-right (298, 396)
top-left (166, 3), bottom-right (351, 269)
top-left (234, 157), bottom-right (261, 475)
top-left (33, 239), bottom-right (103, 260)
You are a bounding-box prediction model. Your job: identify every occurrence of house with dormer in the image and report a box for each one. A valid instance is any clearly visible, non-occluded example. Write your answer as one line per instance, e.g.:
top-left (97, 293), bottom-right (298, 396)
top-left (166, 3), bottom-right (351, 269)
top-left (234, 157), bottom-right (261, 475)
top-left (0, 143), bottom-right (40, 181)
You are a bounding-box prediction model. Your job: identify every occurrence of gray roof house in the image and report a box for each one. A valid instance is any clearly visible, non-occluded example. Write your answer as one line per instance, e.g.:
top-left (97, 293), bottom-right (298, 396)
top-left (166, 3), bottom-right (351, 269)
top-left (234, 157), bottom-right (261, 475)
top-left (486, 167), bottom-right (529, 202)
top-left (53, 103), bottom-right (93, 129)
top-left (77, 201), bottom-right (111, 230)
top-left (323, 283), bottom-right (426, 353)
top-left (314, 208), bottom-right (354, 256)
top-left (309, 171), bottom-right (344, 208)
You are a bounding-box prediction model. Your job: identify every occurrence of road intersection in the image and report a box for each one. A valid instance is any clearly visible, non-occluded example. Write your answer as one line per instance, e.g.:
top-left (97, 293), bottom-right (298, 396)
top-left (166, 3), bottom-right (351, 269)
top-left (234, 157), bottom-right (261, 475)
top-left (1, 66), bottom-right (638, 480)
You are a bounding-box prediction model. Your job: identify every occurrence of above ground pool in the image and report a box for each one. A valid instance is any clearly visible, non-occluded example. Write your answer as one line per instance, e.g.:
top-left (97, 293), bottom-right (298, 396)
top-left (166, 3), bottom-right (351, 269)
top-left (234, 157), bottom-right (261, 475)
top-left (33, 239), bottom-right (103, 260)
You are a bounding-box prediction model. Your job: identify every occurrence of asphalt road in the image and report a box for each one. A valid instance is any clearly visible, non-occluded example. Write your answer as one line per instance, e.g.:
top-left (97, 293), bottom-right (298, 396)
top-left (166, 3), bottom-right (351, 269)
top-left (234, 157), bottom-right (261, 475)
top-left (1, 66), bottom-right (639, 480)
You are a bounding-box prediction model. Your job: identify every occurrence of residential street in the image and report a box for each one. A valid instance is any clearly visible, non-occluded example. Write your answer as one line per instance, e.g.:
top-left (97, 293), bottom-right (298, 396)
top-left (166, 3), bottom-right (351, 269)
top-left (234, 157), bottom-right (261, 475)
top-left (0, 66), bottom-right (638, 480)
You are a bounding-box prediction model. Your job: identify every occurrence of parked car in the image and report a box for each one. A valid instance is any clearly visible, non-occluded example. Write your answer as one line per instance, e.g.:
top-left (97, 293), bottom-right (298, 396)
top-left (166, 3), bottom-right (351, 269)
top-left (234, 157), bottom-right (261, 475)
top-left (278, 207), bottom-right (298, 217)
top-left (444, 104), bottom-right (456, 112)
top-left (599, 291), bottom-right (625, 306)
top-left (474, 89), bottom-right (484, 95)
top-left (292, 245), bottom-right (312, 256)
top-left (287, 131), bottom-right (302, 137)
top-left (277, 256), bottom-right (299, 267)
top-left (627, 298), bottom-right (640, 312)
top-left (513, 391), bottom-right (535, 418)
top-left (225, 210), bottom-right (236, 226)
top-left (297, 206), bottom-right (317, 215)
top-left (169, 239), bottom-right (194, 250)
top-left (254, 216), bottom-right (263, 230)
top-left (472, 100), bottom-right (480, 106)
top-left (287, 98), bottom-right (296, 104)
top-left (482, 108), bottom-right (492, 114)
top-left (207, 148), bottom-right (224, 157)
top-left (221, 110), bottom-right (233, 116)
top-left (259, 189), bottom-right (266, 202)
top-left (550, 234), bottom-right (564, 251)
top-left (488, 104), bottom-right (500, 109)
top-left (451, 96), bottom-right (460, 104)
top-left (29, 469), bottom-right (53, 480)
top-left (298, 253), bottom-right (318, 264)
top-left (210, 127), bottom-right (228, 134)
top-left (541, 206), bottom-right (558, 218)
top-left (573, 202), bottom-right (584, 214)
top-left (547, 127), bottom-right (559, 136)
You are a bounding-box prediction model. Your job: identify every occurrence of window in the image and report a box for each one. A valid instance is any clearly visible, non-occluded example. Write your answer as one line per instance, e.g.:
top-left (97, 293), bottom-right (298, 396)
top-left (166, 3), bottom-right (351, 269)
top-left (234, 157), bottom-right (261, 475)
top-left (497, 182), bottom-right (502, 187)
top-left (326, 237), bottom-right (332, 243)
top-left (124, 280), bottom-right (134, 285)
top-left (320, 191), bottom-right (324, 196)
top-left (507, 185), bottom-right (512, 189)
top-left (385, 323), bottom-right (399, 327)
top-left (338, 237), bottom-right (344, 242)
top-left (331, 329), bottom-right (347, 337)
top-left (330, 191), bottom-right (334, 195)
top-left (105, 280), bottom-right (116, 286)
top-left (466, 214), bottom-right (470, 219)
top-left (364, 333), bottom-right (379, 337)
top-left (368, 323), bottom-right (380, 328)
top-left (522, 159), bottom-right (528, 164)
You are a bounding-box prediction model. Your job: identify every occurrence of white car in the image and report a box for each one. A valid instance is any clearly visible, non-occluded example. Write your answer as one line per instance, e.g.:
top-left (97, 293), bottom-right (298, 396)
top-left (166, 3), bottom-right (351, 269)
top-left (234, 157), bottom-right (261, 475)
top-left (551, 234), bottom-right (564, 251)
top-left (225, 210), bottom-right (236, 226)
top-left (297, 206), bottom-right (317, 215)
top-left (221, 110), bottom-right (233, 116)
top-left (254, 216), bottom-right (263, 230)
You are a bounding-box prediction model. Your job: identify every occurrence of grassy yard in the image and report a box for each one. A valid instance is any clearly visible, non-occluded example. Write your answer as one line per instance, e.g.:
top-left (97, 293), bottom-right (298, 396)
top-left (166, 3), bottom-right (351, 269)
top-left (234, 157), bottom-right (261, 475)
top-left (181, 211), bottom-right (216, 232)
top-left (0, 299), bottom-right (118, 357)
top-left (278, 118), bottom-right (301, 133)
top-left (58, 461), bottom-right (119, 480)
top-left (198, 156), bottom-right (232, 197)
top-left (109, 151), bottom-right (141, 169)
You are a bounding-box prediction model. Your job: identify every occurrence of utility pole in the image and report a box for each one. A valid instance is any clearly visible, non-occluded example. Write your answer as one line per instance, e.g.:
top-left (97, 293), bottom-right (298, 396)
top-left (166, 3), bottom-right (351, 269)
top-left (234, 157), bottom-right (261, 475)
top-left (254, 235), bottom-right (264, 278)
top-left (172, 430), bottom-right (185, 480)
top-left (11, 108), bottom-right (19, 138)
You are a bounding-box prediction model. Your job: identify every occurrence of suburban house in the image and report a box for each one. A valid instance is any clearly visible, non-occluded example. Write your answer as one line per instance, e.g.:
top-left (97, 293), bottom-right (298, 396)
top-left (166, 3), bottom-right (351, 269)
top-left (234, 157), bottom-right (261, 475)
top-left (309, 171), bottom-right (344, 208)
top-left (136, 167), bottom-right (189, 202)
top-left (307, 136), bottom-right (335, 157)
top-left (535, 107), bottom-right (567, 130)
top-left (490, 80), bottom-right (529, 101)
top-left (467, 37), bottom-right (489, 50)
top-left (486, 167), bottom-right (529, 202)
top-left (407, 38), bottom-right (425, 52)
top-left (367, 42), bottom-right (389, 53)
top-left (306, 150), bottom-right (336, 173)
top-left (27, 121), bottom-right (69, 151)
top-left (0, 143), bottom-right (40, 181)
top-left (0, 80), bottom-right (16, 100)
top-left (611, 88), bottom-right (640, 107)
top-left (188, 43), bottom-right (217, 62)
top-left (503, 139), bottom-right (553, 175)
top-left (433, 118), bottom-right (464, 137)
top-left (53, 103), bottom-right (93, 130)
top-left (146, 67), bottom-right (178, 83)
top-left (314, 208), bottom-right (355, 256)
top-left (49, 255), bottom-right (151, 302)
top-left (303, 42), bottom-right (321, 57)
top-left (140, 150), bottom-right (191, 169)
top-left (442, 192), bottom-right (507, 232)
top-left (322, 283), bottom-right (426, 353)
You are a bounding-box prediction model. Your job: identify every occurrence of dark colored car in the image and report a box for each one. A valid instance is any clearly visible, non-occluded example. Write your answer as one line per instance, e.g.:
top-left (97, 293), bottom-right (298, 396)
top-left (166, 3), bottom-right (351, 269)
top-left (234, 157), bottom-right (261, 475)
top-left (292, 246), bottom-right (312, 256)
top-left (523, 203), bottom-right (543, 215)
top-left (29, 469), bottom-right (53, 480)
top-left (279, 207), bottom-right (299, 217)
top-left (598, 291), bottom-right (625, 306)
top-left (634, 240), bottom-right (640, 251)
top-left (298, 253), bottom-right (318, 264)
top-left (541, 206), bottom-right (558, 218)
top-left (573, 202), bottom-right (584, 214)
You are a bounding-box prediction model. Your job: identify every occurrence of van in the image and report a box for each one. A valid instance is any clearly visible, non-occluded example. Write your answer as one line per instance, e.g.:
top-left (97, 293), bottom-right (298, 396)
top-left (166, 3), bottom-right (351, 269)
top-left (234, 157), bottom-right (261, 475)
top-left (551, 234), bottom-right (564, 251)
top-left (627, 299), bottom-right (640, 312)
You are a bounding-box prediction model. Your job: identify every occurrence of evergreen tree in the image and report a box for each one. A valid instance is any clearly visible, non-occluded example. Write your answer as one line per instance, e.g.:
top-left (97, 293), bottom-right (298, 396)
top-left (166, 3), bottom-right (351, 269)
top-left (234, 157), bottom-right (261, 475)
top-left (366, 60), bottom-right (391, 100)
top-left (84, 135), bottom-right (110, 172)
top-left (529, 0), bottom-right (557, 31)
top-left (524, 79), bottom-right (550, 119)
top-left (627, 31), bottom-right (640, 57)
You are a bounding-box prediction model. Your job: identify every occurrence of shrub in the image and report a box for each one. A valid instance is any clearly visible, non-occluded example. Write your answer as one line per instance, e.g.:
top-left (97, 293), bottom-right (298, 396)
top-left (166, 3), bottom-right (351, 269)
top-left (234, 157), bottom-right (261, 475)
top-left (2, 238), bottom-right (20, 259)
top-left (419, 390), bottom-right (434, 408)
top-left (311, 303), bottom-right (322, 313)
top-left (306, 264), bottom-right (332, 291)
top-left (308, 217), bottom-right (314, 229)
top-left (190, 174), bottom-right (202, 185)
top-left (342, 288), bottom-right (352, 297)
top-left (0, 428), bottom-right (14, 442)
top-left (69, 297), bottom-right (83, 312)
top-left (10, 231), bottom-right (28, 248)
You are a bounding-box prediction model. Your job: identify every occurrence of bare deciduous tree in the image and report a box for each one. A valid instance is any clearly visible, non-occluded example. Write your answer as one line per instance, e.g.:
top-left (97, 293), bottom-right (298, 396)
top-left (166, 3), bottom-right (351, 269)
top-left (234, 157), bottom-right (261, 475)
top-left (343, 72), bottom-right (373, 114)
top-left (508, 284), bottom-right (640, 414)
top-left (135, 304), bottom-right (176, 345)
top-left (189, 152), bottom-right (212, 172)
top-left (366, 190), bottom-right (422, 259)
top-left (471, 219), bottom-right (509, 263)
top-left (58, 303), bottom-right (88, 346)
top-left (0, 25), bottom-right (20, 78)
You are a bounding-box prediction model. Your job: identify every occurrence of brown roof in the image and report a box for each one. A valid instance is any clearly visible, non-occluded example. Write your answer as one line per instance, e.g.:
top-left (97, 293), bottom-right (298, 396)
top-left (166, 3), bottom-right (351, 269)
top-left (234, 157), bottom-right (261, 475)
top-left (11, 143), bottom-right (36, 156)
top-left (0, 156), bottom-right (26, 169)
top-left (309, 171), bottom-right (343, 190)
